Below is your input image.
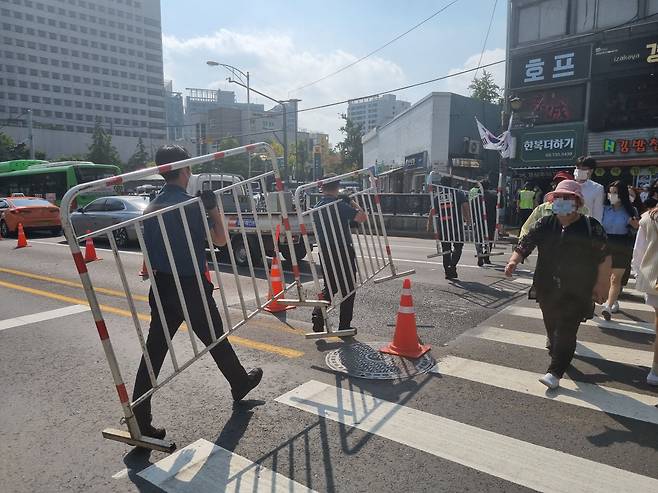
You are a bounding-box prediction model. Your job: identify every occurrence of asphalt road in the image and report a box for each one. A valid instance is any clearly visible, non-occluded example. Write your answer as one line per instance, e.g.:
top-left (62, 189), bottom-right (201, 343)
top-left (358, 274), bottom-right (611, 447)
top-left (1, 231), bottom-right (657, 492)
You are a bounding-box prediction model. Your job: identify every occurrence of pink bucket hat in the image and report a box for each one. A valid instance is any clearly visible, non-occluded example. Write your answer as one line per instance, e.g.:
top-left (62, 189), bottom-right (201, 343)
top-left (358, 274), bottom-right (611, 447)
top-left (545, 179), bottom-right (584, 203)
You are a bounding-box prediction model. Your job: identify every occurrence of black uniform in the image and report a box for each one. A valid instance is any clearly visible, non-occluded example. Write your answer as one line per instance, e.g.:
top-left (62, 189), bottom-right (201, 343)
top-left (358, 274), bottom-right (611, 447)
top-left (311, 196), bottom-right (358, 331)
top-left (433, 189), bottom-right (467, 274)
top-left (132, 184), bottom-right (249, 422)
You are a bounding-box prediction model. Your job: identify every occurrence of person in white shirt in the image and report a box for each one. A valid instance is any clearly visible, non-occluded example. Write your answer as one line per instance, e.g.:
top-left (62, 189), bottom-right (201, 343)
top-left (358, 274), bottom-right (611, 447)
top-left (574, 156), bottom-right (605, 222)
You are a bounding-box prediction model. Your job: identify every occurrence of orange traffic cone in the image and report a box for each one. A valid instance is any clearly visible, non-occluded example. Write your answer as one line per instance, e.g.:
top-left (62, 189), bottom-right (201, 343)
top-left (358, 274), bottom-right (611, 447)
top-left (15, 223), bottom-right (29, 249)
top-left (84, 230), bottom-right (100, 263)
top-left (380, 278), bottom-right (430, 359)
top-left (139, 260), bottom-right (149, 280)
top-left (264, 256), bottom-right (295, 313)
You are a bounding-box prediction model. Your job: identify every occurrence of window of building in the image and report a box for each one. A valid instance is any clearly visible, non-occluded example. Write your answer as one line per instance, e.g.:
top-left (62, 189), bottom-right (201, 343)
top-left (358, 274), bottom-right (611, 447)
top-left (649, 0), bottom-right (658, 14)
top-left (517, 0), bottom-right (568, 44)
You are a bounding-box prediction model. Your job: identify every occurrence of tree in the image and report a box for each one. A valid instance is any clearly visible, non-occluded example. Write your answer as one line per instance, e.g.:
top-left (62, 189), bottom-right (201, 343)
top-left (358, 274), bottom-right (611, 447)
top-left (125, 137), bottom-right (150, 172)
top-left (0, 132), bottom-right (46, 161)
top-left (54, 153), bottom-right (87, 162)
top-left (335, 114), bottom-right (363, 171)
top-left (87, 120), bottom-right (122, 167)
top-left (468, 70), bottom-right (502, 104)
top-left (289, 141), bottom-right (309, 181)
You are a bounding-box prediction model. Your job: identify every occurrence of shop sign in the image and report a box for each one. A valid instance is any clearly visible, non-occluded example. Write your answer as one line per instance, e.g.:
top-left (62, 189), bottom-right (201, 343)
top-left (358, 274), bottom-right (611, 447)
top-left (451, 158), bottom-right (481, 168)
top-left (602, 136), bottom-right (658, 155)
top-left (516, 124), bottom-right (583, 165)
top-left (592, 35), bottom-right (658, 74)
top-left (513, 85), bottom-right (585, 127)
top-left (510, 45), bottom-right (590, 89)
top-left (404, 151), bottom-right (427, 168)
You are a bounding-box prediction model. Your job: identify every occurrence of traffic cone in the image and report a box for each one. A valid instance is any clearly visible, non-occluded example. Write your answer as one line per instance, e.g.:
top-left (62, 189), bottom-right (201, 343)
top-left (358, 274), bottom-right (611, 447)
top-left (15, 223), bottom-right (29, 249)
top-left (139, 260), bottom-right (149, 280)
top-left (264, 256), bottom-right (295, 313)
top-left (84, 230), bottom-right (100, 263)
top-left (380, 278), bottom-right (430, 359)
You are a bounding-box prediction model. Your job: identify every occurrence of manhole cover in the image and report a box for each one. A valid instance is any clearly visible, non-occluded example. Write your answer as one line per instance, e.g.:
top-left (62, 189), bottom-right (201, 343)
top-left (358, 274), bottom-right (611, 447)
top-left (325, 342), bottom-right (436, 380)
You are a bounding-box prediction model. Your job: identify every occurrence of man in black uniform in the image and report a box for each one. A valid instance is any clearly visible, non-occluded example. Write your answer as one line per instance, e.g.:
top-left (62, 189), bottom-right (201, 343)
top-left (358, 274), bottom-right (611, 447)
top-left (132, 145), bottom-right (262, 439)
top-left (311, 176), bottom-right (367, 333)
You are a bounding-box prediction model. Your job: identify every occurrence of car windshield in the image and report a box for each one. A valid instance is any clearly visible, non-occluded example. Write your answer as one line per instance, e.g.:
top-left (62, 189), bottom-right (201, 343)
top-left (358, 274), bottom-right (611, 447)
top-left (122, 197), bottom-right (150, 210)
top-left (11, 198), bottom-right (53, 207)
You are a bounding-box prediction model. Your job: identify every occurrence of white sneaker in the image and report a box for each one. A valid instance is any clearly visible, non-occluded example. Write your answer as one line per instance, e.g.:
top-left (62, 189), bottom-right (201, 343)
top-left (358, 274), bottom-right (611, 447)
top-left (610, 301), bottom-right (619, 313)
top-left (647, 370), bottom-right (658, 386)
top-left (539, 372), bottom-right (560, 390)
top-left (601, 304), bottom-right (612, 321)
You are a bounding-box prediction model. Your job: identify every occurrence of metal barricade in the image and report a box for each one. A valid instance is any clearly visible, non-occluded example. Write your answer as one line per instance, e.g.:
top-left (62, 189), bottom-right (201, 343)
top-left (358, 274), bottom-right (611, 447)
top-left (60, 142), bottom-right (296, 451)
top-left (426, 171), bottom-right (504, 260)
top-left (286, 169), bottom-right (415, 339)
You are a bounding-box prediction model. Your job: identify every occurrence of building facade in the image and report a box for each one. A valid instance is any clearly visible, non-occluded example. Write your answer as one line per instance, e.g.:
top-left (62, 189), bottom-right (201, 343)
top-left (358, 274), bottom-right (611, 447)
top-left (506, 0), bottom-right (658, 190)
top-left (347, 94), bottom-right (411, 135)
top-left (164, 80), bottom-right (183, 141)
top-left (362, 92), bottom-right (500, 193)
top-left (0, 0), bottom-right (166, 161)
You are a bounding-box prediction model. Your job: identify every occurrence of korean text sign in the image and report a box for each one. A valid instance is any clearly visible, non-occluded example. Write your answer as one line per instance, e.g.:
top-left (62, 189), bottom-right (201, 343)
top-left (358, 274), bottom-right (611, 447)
top-left (510, 45), bottom-right (591, 89)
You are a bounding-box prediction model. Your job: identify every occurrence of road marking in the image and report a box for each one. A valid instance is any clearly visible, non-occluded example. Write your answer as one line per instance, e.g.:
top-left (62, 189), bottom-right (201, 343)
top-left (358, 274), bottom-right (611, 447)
top-left (28, 239), bottom-right (143, 255)
top-left (276, 380), bottom-right (658, 492)
top-left (436, 355), bottom-right (658, 424)
top-left (468, 326), bottom-right (654, 367)
top-left (0, 266), bottom-right (149, 302)
top-left (0, 305), bottom-right (90, 332)
top-left (138, 438), bottom-right (315, 493)
top-left (503, 305), bottom-right (655, 334)
top-left (0, 280), bottom-right (303, 358)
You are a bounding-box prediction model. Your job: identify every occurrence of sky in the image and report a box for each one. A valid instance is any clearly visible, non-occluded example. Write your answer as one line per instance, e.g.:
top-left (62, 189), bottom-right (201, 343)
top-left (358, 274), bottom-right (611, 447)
top-left (160, 0), bottom-right (507, 145)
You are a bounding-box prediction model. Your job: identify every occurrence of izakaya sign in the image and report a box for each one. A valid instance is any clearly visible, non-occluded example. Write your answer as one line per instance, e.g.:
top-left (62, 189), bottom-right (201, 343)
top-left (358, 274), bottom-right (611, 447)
top-left (510, 45), bottom-right (591, 88)
top-left (516, 124), bottom-right (583, 165)
top-left (603, 136), bottom-right (658, 154)
top-left (592, 35), bottom-right (658, 74)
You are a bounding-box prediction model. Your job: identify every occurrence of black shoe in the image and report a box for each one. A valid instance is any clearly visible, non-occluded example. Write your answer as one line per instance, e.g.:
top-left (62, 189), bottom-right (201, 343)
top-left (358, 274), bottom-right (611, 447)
top-left (135, 414), bottom-right (166, 440)
top-left (477, 258), bottom-right (484, 267)
top-left (232, 368), bottom-right (263, 402)
top-left (447, 267), bottom-right (458, 279)
top-left (484, 258), bottom-right (492, 265)
top-left (312, 323), bottom-right (325, 333)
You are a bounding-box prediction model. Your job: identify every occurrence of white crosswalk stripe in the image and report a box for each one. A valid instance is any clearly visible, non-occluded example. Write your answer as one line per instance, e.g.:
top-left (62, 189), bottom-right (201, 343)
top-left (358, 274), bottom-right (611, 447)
top-left (468, 325), bottom-right (654, 367)
top-left (276, 380), bottom-right (658, 492)
top-left (503, 305), bottom-right (655, 334)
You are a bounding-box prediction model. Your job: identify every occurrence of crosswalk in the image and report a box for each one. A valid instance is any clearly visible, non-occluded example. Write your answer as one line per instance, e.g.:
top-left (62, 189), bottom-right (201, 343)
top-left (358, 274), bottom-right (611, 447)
top-left (138, 276), bottom-right (658, 492)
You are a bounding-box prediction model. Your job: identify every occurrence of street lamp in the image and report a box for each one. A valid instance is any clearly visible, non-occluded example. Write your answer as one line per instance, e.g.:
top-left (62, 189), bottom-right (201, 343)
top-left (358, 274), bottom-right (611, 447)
top-left (206, 60), bottom-right (252, 176)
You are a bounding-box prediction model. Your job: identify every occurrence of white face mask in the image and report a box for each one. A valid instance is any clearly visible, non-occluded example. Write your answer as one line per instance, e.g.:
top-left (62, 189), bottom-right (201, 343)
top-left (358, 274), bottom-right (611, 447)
top-left (608, 193), bottom-right (620, 205)
top-left (573, 168), bottom-right (589, 182)
top-left (552, 197), bottom-right (577, 216)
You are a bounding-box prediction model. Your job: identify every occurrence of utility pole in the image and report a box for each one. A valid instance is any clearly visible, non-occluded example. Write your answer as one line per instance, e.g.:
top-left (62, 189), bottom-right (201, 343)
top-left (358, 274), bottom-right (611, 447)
top-left (246, 71), bottom-right (251, 178)
top-left (27, 109), bottom-right (34, 159)
top-left (282, 102), bottom-right (288, 175)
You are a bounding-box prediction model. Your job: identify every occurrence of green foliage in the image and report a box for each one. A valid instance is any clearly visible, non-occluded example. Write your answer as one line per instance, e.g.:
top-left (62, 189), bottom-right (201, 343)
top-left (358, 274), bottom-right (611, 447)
top-left (87, 120), bottom-right (122, 166)
top-left (468, 70), bottom-right (502, 104)
top-left (289, 141), bottom-right (309, 181)
top-left (0, 132), bottom-right (45, 161)
top-left (53, 153), bottom-right (87, 162)
top-left (335, 115), bottom-right (362, 173)
top-left (125, 137), bottom-right (150, 172)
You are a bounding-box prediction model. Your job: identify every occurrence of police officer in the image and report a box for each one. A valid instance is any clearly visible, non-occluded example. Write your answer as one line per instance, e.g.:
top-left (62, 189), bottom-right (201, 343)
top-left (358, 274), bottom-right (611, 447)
top-left (132, 145), bottom-right (262, 439)
top-left (311, 175), bottom-right (367, 334)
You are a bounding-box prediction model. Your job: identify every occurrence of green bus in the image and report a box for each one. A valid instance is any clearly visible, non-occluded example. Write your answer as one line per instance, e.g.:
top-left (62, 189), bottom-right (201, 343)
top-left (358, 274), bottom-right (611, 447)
top-left (0, 160), bottom-right (121, 208)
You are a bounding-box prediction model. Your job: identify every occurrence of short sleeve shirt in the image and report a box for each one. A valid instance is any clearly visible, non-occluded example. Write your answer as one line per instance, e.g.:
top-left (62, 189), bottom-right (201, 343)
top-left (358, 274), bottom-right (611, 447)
top-left (313, 196), bottom-right (358, 249)
top-left (143, 184), bottom-right (209, 276)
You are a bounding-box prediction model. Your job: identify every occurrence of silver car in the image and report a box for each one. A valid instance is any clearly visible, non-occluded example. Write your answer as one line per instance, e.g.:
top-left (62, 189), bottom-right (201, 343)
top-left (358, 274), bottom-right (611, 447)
top-left (71, 196), bottom-right (150, 247)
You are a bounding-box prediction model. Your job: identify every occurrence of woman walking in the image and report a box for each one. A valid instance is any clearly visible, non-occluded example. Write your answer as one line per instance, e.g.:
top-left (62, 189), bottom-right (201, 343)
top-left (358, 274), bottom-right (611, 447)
top-left (505, 180), bottom-right (611, 389)
top-left (631, 206), bottom-right (658, 385)
top-left (600, 181), bottom-right (639, 320)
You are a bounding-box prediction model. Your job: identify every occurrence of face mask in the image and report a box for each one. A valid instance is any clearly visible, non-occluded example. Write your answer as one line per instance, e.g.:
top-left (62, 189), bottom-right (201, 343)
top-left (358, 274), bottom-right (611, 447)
top-left (608, 193), bottom-right (619, 204)
top-left (629, 194), bottom-right (636, 202)
top-left (574, 168), bottom-right (589, 182)
top-left (552, 197), bottom-right (577, 216)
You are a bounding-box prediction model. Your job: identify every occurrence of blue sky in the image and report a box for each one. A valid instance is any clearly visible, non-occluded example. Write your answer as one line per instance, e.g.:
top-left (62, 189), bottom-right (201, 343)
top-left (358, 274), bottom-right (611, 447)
top-left (161, 0), bottom-right (507, 143)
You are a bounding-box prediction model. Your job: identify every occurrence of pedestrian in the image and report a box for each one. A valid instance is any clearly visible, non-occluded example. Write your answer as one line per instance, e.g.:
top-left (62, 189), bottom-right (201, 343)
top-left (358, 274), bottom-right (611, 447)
top-left (640, 185), bottom-right (651, 204)
top-left (573, 156), bottom-right (604, 222)
top-left (132, 145), bottom-right (262, 439)
top-left (427, 176), bottom-right (471, 279)
top-left (311, 175), bottom-right (367, 334)
top-left (505, 180), bottom-right (611, 390)
top-left (643, 179), bottom-right (658, 211)
top-left (518, 171), bottom-right (590, 240)
top-left (475, 179), bottom-right (497, 266)
top-left (600, 180), bottom-right (640, 321)
top-left (533, 185), bottom-right (543, 208)
top-left (516, 182), bottom-right (536, 226)
top-left (631, 205), bottom-right (658, 385)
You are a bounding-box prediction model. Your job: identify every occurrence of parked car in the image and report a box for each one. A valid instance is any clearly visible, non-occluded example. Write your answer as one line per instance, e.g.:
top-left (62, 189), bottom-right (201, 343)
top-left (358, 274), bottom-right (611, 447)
top-left (0, 196), bottom-right (61, 237)
top-left (70, 196), bottom-right (150, 247)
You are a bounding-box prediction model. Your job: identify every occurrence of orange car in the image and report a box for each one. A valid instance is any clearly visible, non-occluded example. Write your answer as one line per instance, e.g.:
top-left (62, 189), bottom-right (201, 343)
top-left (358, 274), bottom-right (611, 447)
top-left (0, 196), bottom-right (62, 237)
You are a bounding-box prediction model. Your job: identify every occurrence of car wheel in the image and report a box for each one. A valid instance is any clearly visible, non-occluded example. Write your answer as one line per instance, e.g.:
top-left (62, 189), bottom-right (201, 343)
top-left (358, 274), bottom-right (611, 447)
top-left (279, 243), bottom-right (307, 262)
top-left (232, 237), bottom-right (249, 267)
top-left (0, 220), bottom-right (12, 238)
top-left (113, 227), bottom-right (130, 248)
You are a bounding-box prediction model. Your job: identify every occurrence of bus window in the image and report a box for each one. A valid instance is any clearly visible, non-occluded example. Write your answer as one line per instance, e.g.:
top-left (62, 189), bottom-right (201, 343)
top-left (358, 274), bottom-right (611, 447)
top-left (75, 167), bottom-right (118, 184)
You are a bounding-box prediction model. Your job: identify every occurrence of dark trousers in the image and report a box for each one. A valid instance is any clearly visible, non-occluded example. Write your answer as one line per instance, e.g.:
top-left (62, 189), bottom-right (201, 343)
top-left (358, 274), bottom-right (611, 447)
top-left (312, 246), bottom-right (357, 330)
top-left (132, 272), bottom-right (248, 419)
top-left (539, 296), bottom-right (585, 378)
top-left (441, 241), bottom-right (463, 271)
top-left (519, 208), bottom-right (532, 226)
